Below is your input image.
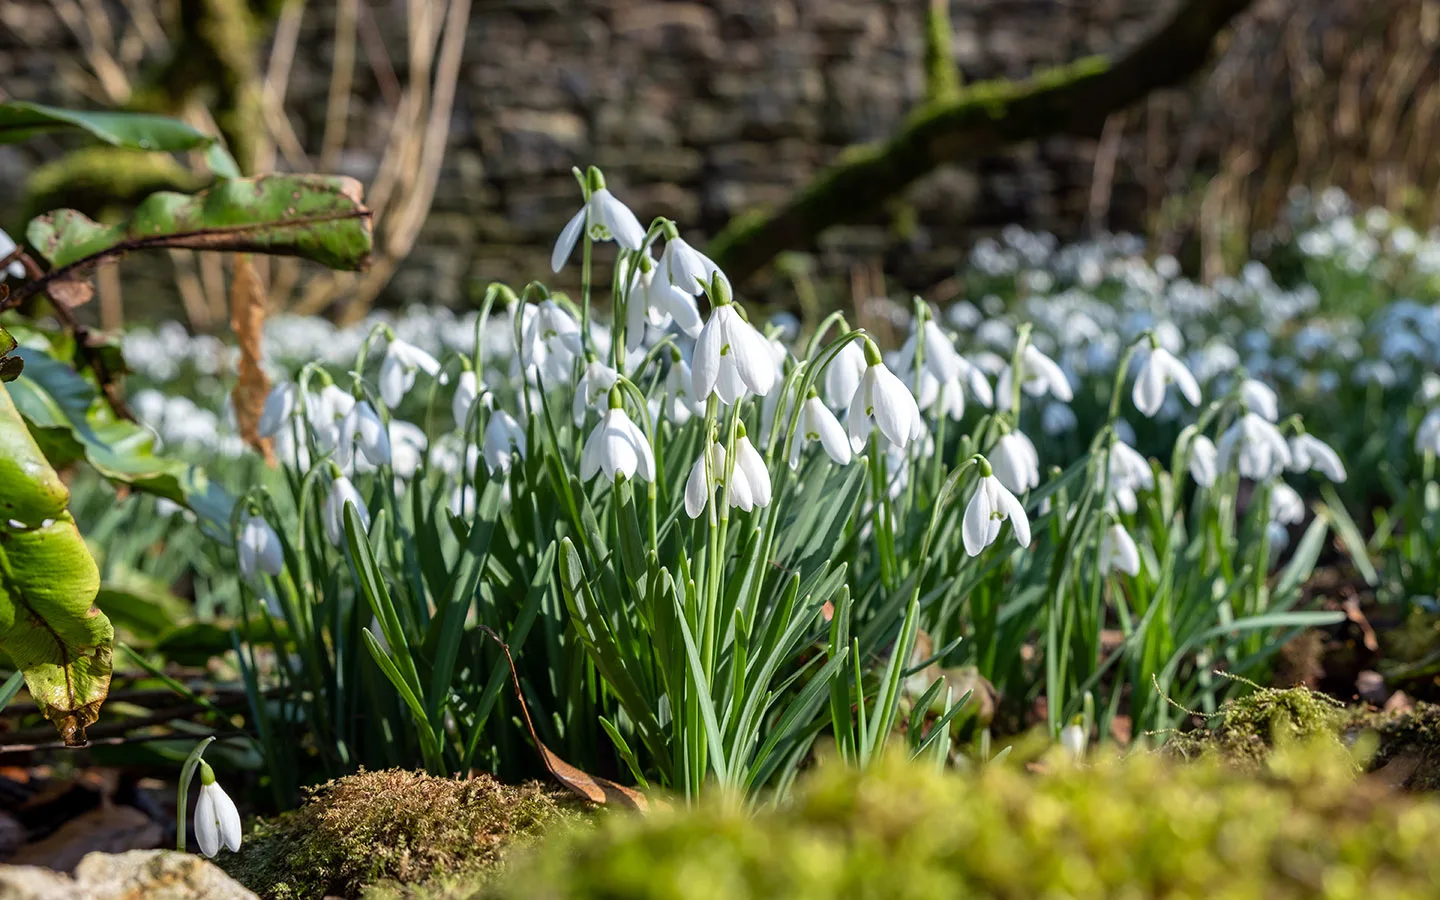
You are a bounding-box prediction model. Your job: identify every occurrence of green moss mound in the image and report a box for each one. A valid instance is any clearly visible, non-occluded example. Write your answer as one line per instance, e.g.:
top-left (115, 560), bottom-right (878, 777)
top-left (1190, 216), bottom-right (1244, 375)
top-left (1349, 701), bottom-right (1440, 790)
top-left (1163, 685), bottom-right (1348, 768)
top-left (482, 748), bottom-right (1440, 900)
top-left (222, 769), bottom-right (579, 899)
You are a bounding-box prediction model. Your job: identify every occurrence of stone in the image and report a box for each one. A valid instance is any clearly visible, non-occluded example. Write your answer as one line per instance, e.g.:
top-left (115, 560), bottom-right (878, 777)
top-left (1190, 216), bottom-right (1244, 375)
top-left (9, 806), bottom-right (162, 873)
top-left (0, 850), bottom-right (257, 900)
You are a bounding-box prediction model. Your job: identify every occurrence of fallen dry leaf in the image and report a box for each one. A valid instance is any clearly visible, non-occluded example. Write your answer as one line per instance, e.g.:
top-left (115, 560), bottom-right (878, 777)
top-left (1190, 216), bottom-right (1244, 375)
top-left (480, 626), bottom-right (652, 811)
top-left (230, 253), bottom-right (274, 464)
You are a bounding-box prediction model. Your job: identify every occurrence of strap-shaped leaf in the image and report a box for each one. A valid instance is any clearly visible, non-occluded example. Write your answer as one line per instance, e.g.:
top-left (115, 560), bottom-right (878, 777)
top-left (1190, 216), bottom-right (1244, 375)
top-left (0, 101), bottom-right (212, 150)
top-left (0, 380), bottom-right (111, 745)
top-left (25, 174), bottom-right (373, 284)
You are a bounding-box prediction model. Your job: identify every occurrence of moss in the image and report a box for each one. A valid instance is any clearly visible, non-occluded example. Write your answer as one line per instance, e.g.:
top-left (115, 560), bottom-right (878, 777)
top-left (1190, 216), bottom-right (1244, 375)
top-left (24, 148), bottom-right (210, 222)
top-left (1163, 685), bottom-right (1348, 769)
top-left (221, 769), bottom-right (580, 899)
top-left (479, 746), bottom-right (1440, 900)
top-left (1347, 702), bottom-right (1440, 790)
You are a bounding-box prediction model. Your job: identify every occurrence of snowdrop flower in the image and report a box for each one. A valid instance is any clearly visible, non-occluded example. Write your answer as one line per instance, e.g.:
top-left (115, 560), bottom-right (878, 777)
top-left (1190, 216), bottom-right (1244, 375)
top-left (257, 383), bottom-right (297, 438)
top-left (659, 227), bottom-right (725, 296)
top-left (450, 484), bottom-right (477, 518)
top-left (913, 369), bottom-right (966, 420)
top-left (1188, 434), bottom-right (1218, 488)
top-left (991, 431), bottom-right (1040, 494)
top-left (1270, 482), bottom-right (1305, 525)
top-left (848, 339), bottom-right (921, 451)
top-left (379, 338), bottom-right (441, 408)
top-left (520, 300), bottom-right (583, 385)
top-left (997, 345), bottom-right (1073, 408)
top-left (580, 392), bottom-right (655, 483)
top-left (336, 400), bottom-right (391, 472)
top-left (551, 171), bottom-right (645, 271)
top-left (790, 393), bottom-right (852, 469)
top-left (1099, 523), bottom-right (1141, 576)
top-left (572, 358), bottom-right (620, 426)
top-left (956, 356), bottom-right (996, 408)
top-left (1217, 413), bottom-right (1292, 479)
top-left (389, 420), bottom-right (428, 480)
top-left (692, 279), bottom-right (779, 403)
top-left (483, 408), bottom-right (527, 475)
top-left (306, 384), bottom-right (355, 453)
top-left (1288, 433), bottom-right (1346, 483)
top-left (898, 317), bottom-right (962, 383)
top-left (0, 227), bottom-right (24, 280)
top-left (1132, 345), bottom-right (1201, 417)
top-left (683, 431), bottom-right (771, 517)
top-left (734, 427), bottom-right (772, 508)
top-left (1104, 440), bottom-right (1154, 513)
top-left (452, 370), bottom-right (479, 431)
top-left (1110, 441), bottom-right (1154, 491)
top-left (237, 514), bottom-right (283, 582)
top-left (962, 459), bottom-right (1031, 556)
top-left (824, 341), bottom-right (867, 410)
top-left (1059, 723), bottom-right (1087, 761)
top-left (1240, 378), bottom-right (1279, 421)
top-left (324, 474), bottom-right (369, 547)
top-left (193, 762), bottom-right (241, 858)
top-left (1417, 409), bottom-right (1440, 455)
top-left (685, 443), bottom-right (736, 517)
top-left (664, 354), bottom-right (704, 425)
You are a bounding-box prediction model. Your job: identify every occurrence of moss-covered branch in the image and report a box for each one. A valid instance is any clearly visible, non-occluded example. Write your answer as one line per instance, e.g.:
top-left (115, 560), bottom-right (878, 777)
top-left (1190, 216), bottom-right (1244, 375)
top-left (709, 0), bottom-right (1256, 283)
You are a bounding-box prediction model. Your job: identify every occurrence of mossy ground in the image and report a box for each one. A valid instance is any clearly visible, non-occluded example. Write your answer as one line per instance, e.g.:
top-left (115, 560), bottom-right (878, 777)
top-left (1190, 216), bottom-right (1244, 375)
top-left (224, 689), bottom-right (1440, 899)
top-left (1163, 684), bottom-right (1350, 769)
top-left (221, 769), bottom-right (580, 899)
top-left (480, 746), bottom-right (1440, 900)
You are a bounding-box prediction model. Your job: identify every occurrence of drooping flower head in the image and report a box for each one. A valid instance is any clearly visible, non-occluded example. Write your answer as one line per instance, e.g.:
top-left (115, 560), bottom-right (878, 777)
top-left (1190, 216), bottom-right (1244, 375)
top-left (580, 387), bottom-right (655, 484)
top-left (551, 166), bottom-right (645, 272)
top-left (848, 338), bottom-right (921, 452)
top-left (193, 761), bottom-right (242, 858)
top-left (962, 456), bottom-right (1031, 557)
top-left (1132, 341), bottom-right (1201, 418)
top-left (692, 274), bottom-right (779, 404)
top-left (379, 337), bottom-right (441, 409)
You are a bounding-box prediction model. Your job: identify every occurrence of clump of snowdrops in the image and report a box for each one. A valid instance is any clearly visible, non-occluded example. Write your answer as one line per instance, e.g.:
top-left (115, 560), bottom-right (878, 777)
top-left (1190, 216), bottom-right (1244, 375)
top-left (220, 167), bottom-right (1358, 802)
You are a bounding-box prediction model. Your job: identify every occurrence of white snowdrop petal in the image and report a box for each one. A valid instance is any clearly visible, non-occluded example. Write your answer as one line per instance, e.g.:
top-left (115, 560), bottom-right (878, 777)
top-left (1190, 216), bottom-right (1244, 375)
top-left (551, 207), bottom-right (587, 272)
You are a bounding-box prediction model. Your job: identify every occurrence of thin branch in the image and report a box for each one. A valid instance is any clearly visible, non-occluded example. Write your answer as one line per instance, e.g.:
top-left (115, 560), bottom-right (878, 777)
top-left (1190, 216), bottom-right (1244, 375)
top-left (708, 0), bottom-right (1256, 284)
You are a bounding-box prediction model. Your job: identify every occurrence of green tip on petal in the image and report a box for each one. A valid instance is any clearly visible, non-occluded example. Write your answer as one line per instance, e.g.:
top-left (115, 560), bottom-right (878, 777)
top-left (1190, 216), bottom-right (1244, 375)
top-left (863, 338), bottom-right (884, 367)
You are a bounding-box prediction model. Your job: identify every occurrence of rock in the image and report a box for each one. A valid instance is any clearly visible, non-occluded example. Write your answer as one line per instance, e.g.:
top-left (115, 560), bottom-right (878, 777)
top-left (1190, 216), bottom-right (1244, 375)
top-left (0, 850), bottom-right (257, 900)
top-left (9, 805), bottom-right (162, 873)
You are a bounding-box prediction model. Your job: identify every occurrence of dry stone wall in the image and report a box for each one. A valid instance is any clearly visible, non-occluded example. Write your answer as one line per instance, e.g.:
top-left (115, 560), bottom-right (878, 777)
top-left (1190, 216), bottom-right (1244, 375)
top-left (0, 0), bottom-right (1175, 310)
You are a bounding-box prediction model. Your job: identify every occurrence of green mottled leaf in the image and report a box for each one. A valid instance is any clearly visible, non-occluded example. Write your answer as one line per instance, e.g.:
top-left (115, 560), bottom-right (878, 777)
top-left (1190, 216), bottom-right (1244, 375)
top-left (0, 326), bottom-right (19, 382)
top-left (0, 380), bottom-right (111, 745)
top-left (0, 101), bottom-right (213, 150)
top-left (27, 174), bottom-right (373, 275)
top-left (7, 347), bottom-right (234, 533)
